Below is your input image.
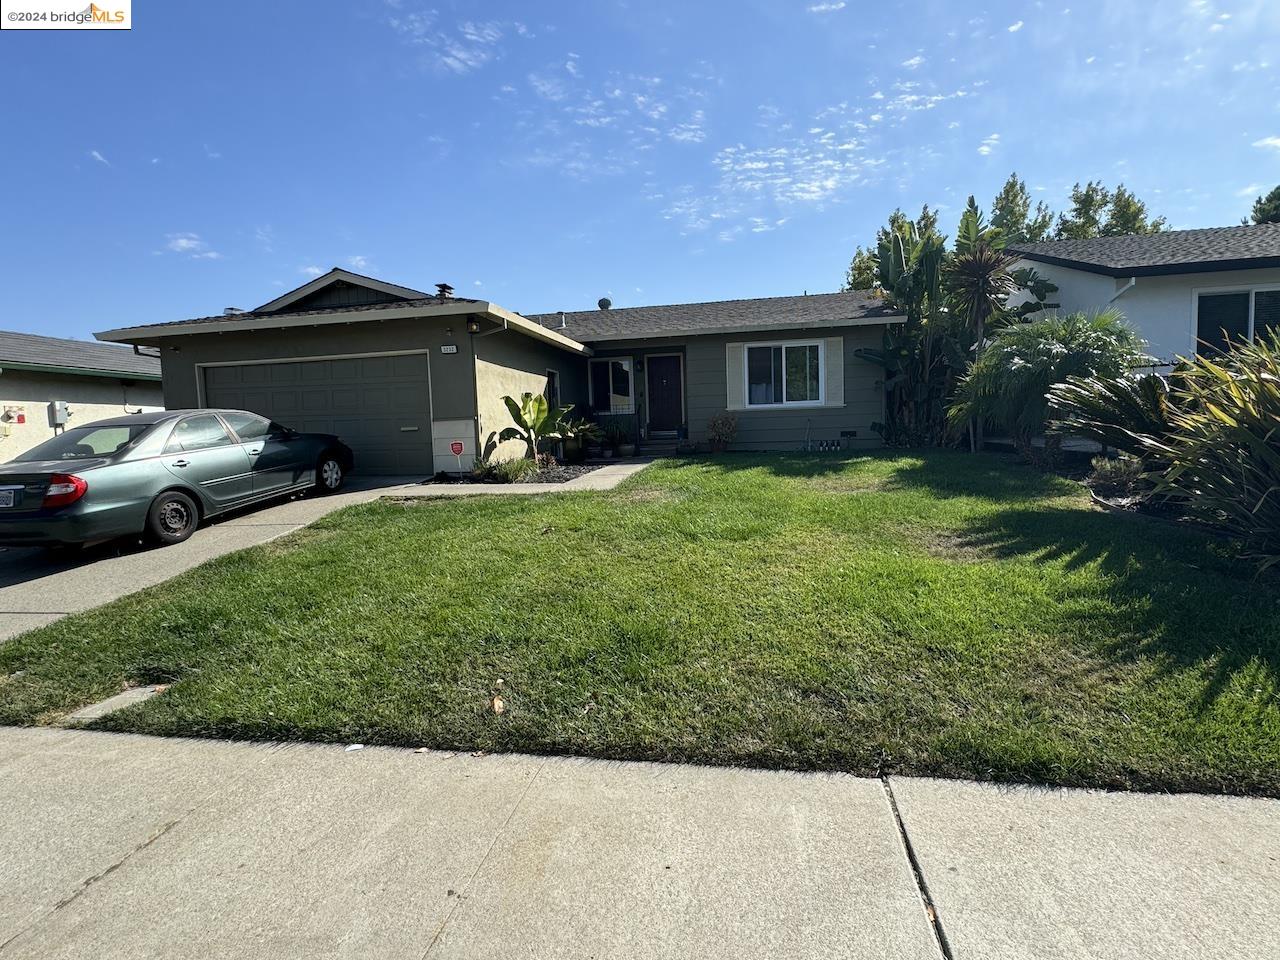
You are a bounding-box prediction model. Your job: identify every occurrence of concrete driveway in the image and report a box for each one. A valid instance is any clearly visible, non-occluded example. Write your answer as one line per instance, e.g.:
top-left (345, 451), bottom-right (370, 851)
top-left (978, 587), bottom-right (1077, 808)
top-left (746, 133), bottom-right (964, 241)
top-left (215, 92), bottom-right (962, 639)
top-left (0, 477), bottom-right (416, 642)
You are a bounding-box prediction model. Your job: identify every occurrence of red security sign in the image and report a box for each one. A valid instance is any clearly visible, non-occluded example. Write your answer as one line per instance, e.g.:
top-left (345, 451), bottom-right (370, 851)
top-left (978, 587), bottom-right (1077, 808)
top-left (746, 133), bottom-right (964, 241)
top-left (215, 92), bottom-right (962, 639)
top-left (450, 441), bottom-right (464, 456)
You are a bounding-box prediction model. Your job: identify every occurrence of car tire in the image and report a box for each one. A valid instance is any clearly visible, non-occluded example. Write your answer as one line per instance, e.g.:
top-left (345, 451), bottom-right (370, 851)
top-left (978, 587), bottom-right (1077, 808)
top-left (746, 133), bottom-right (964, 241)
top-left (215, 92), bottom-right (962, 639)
top-left (146, 490), bottom-right (199, 545)
top-left (316, 453), bottom-right (346, 494)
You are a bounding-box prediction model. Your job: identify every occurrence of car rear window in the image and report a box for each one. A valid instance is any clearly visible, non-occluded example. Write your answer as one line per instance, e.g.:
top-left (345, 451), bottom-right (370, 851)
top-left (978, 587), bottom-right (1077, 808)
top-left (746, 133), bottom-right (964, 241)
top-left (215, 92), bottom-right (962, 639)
top-left (15, 424), bottom-right (152, 461)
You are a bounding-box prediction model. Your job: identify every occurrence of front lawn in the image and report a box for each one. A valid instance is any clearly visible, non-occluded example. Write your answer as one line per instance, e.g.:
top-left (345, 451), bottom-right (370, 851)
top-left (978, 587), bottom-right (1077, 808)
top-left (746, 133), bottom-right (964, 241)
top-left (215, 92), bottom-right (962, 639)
top-left (2, 452), bottom-right (1277, 796)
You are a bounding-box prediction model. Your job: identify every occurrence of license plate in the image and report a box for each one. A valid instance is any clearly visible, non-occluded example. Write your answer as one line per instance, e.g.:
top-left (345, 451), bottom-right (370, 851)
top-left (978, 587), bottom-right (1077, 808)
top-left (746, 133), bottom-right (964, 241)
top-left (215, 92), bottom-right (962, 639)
top-left (0, 491), bottom-right (13, 508)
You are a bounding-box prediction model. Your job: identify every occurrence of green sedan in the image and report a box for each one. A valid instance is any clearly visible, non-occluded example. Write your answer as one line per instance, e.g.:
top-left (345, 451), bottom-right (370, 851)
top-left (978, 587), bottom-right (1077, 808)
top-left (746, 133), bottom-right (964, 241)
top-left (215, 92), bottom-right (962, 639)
top-left (0, 409), bottom-right (354, 548)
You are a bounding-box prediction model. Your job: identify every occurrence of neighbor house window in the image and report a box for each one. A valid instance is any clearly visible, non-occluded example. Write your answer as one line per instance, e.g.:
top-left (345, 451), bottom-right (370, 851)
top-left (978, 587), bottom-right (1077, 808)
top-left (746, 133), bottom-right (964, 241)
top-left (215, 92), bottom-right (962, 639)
top-left (1196, 287), bottom-right (1280, 353)
top-left (745, 341), bottom-right (823, 406)
top-left (589, 358), bottom-right (634, 414)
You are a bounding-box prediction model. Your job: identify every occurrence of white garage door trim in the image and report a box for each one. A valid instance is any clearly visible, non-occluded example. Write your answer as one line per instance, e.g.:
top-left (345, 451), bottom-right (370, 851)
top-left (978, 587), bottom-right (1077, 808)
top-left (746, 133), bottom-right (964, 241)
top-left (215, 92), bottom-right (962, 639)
top-left (197, 349), bottom-right (436, 475)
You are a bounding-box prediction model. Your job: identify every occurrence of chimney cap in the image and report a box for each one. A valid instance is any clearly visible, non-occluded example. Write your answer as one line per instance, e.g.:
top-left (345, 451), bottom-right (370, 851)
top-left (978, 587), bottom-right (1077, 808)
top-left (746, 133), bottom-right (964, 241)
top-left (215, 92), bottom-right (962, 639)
top-left (435, 283), bottom-right (454, 299)
top-left (223, 307), bottom-right (245, 315)
top-left (598, 297), bottom-right (612, 310)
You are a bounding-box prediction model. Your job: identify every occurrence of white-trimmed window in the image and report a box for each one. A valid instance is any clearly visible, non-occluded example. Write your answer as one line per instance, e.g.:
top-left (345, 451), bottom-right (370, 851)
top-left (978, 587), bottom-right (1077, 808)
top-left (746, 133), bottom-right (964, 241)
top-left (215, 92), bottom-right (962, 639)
top-left (589, 358), bottom-right (635, 414)
top-left (744, 341), bottom-right (824, 407)
top-left (1196, 286), bottom-right (1280, 354)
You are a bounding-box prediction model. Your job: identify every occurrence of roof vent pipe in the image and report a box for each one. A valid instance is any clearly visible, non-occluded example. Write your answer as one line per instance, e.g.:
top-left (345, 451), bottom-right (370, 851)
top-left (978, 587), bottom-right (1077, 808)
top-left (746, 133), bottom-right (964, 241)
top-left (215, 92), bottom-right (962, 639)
top-left (558, 311), bottom-right (567, 329)
top-left (436, 283), bottom-right (454, 300)
top-left (223, 307), bottom-right (244, 315)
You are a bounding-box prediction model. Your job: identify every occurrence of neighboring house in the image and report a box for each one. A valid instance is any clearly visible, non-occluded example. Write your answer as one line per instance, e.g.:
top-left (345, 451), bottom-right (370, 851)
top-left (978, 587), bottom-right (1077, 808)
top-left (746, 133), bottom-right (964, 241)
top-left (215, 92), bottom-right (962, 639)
top-left (0, 330), bottom-right (163, 462)
top-left (1010, 223), bottom-right (1280, 365)
top-left (95, 268), bottom-right (900, 473)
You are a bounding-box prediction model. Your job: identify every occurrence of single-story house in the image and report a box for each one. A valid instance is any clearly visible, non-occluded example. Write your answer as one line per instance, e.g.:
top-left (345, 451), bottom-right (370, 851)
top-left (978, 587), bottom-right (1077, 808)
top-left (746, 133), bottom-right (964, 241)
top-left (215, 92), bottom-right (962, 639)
top-left (95, 268), bottom-right (901, 474)
top-left (1010, 223), bottom-right (1280, 364)
top-left (0, 330), bottom-right (163, 462)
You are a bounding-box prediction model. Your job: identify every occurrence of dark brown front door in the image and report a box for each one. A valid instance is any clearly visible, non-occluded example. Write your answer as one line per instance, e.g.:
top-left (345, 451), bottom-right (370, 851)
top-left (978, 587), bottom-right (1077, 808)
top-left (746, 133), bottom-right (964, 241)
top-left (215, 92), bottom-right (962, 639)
top-left (646, 355), bottom-right (683, 433)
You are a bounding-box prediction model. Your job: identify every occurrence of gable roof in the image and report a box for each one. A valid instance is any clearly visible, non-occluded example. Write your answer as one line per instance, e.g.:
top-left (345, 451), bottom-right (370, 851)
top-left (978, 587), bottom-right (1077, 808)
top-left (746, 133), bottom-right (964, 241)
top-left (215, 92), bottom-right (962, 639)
top-left (95, 296), bottom-right (591, 356)
top-left (526, 290), bottom-right (900, 342)
top-left (0, 330), bottom-right (160, 380)
top-left (1010, 223), bottom-right (1280, 277)
top-left (254, 267), bottom-right (431, 313)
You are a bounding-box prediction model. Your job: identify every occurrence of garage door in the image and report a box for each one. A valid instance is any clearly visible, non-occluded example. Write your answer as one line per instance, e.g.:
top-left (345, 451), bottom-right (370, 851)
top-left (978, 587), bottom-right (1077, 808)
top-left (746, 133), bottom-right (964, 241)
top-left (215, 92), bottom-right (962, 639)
top-left (203, 353), bottom-right (432, 474)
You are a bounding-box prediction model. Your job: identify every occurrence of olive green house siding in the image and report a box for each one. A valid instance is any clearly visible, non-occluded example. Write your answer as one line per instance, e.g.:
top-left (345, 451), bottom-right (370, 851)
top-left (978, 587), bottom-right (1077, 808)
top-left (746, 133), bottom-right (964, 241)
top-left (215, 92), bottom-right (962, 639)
top-left (97, 269), bottom-right (899, 471)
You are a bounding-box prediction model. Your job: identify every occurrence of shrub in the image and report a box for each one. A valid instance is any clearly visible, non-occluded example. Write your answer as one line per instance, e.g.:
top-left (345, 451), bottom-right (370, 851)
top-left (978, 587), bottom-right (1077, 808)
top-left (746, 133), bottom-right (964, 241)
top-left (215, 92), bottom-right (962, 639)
top-left (494, 457), bottom-right (540, 483)
top-left (498, 392), bottom-right (572, 459)
top-left (1048, 372), bottom-right (1176, 461)
top-left (1087, 454), bottom-right (1148, 499)
top-left (707, 412), bottom-right (737, 452)
top-left (1150, 333), bottom-right (1280, 571)
top-left (948, 309), bottom-right (1149, 466)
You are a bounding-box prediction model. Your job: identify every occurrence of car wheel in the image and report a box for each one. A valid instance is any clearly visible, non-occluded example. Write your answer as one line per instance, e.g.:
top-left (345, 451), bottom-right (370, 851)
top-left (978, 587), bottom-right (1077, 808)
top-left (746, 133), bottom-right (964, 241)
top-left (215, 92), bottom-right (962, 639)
top-left (316, 454), bottom-right (345, 494)
top-left (146, 491), bottom-right (199, 545)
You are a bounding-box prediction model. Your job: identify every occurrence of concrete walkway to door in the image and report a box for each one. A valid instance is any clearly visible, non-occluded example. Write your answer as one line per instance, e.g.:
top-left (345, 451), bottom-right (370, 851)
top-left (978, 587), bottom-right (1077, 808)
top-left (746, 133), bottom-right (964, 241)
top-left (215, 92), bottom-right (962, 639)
top-left (1, 726), bottom-right (1276, 960)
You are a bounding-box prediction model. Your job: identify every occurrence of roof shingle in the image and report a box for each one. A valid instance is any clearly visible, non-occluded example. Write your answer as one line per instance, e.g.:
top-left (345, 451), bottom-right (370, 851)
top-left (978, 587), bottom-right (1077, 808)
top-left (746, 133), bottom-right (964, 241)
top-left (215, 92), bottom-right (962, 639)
top-left (0, 330), bottom-right (160, 378)
top-left (1010, 223), bottom-right (1280, 276)
top-left (526, 290), bottom-right (898, 341)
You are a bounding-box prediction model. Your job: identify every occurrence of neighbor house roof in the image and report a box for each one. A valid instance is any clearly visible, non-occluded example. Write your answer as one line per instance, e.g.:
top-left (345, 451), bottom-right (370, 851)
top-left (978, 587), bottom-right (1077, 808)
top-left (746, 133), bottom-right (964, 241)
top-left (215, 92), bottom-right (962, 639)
top-left (526, 290), bottom-right (901, 342)
top-left (0, 330), bottom-right (161, 380)
top-left (1009, 223), bottom-right (1280, 277)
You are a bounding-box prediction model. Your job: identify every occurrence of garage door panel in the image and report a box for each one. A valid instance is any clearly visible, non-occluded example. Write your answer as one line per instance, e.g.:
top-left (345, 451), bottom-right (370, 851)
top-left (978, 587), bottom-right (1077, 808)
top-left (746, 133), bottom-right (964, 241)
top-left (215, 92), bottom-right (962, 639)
top-left (203, 354), bottom-right (432, 477)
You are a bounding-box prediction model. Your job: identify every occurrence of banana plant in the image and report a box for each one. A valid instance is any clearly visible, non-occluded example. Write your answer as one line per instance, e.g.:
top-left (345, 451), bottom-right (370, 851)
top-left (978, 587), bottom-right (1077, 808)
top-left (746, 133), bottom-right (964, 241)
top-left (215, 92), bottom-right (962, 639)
top-left (498, 392), bottom-right (573, 460)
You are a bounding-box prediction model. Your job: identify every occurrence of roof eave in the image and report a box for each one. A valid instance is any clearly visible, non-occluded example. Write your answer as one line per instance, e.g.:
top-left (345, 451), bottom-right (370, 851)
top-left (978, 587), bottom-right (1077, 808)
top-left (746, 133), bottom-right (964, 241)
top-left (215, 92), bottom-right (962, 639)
top-left (1014, 251), bottom-right (1280, 278)
top-left (572, 314), bottom-right (902, 343)
top-left (0, 359), bottom-right (161, 381)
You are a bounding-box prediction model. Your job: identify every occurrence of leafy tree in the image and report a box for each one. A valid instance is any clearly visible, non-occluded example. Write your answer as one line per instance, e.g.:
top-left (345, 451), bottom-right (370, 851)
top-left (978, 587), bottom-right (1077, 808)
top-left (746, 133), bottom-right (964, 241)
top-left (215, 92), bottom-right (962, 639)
top-left (843, 245), bottom-right (878, 291)
top-left (1103, 184), bottom-right (1167, 236)
top-left (990, 173), bottom-right (1053, 243)
top-left (1055, 181), bottom-right (1112, 239)
top-left (1056, 180), bottom-right (1166, 239)
top-left (1251, 185), bottom-right (1280, 224)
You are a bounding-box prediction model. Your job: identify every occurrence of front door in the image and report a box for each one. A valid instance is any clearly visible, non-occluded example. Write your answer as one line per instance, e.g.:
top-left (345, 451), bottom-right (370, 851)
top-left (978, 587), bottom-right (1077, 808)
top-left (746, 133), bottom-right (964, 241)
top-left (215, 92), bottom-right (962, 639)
top-left (646, 355), bottom-right (683, 434)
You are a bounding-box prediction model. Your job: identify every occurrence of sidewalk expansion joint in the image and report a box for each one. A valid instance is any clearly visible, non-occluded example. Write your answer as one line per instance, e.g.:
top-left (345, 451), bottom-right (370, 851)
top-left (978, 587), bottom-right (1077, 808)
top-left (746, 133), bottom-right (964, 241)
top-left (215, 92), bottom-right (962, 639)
top-left (881, 776), bottom-right (955, 960)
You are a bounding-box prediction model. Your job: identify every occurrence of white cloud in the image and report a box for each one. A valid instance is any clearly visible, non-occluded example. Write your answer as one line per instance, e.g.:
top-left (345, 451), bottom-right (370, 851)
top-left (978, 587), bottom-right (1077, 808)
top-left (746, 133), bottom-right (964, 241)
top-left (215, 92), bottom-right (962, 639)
top-left (1007, 20), bottom-right (1024, 32)
top-left (1085, 55), bottom-right (1096, 63)
top-left (88, 149), bottom-right (109, 166)
top-left (807, 1), bottom-right (846, 12)
top-left (347, 255), bottom-right (372, 271)
top-left (668, 110), bottom-right (706, 143)
top-left (387, 12), bottom-right (527, 75)
top-left (1236, 183), bottom-right (1264, 197)
top-left (1253, 136), bottom-right (1280, 150)
top-left (977, 132), bottom-right (1000, 155)
top-left (901, 55), bottom-right (925, 69)
top-left (164, 232), bottom-right (222, 260)
top-left (300, 265), bottom-right (324, 277)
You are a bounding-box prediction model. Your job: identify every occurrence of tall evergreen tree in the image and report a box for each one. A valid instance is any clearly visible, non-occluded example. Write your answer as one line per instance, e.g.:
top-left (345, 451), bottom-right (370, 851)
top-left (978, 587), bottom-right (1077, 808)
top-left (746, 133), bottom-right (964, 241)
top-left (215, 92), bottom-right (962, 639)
top-left (1251, 185), bottom-right (1280, 225)
top-left (1055, 181), bottom-right (1112, 239)
top-left (843, 246), bottom-right (878, 291)
top-left (1102, 184), bottom-right (1167, 236)
top-left (990, 173), bottom-right (1053, 243)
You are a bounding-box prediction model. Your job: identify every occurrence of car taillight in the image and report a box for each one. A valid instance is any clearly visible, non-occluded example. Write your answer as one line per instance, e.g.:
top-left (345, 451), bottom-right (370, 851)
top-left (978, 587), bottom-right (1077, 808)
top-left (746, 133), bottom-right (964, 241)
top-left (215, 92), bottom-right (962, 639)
top-left (43, 474), bottom-right (88, 509)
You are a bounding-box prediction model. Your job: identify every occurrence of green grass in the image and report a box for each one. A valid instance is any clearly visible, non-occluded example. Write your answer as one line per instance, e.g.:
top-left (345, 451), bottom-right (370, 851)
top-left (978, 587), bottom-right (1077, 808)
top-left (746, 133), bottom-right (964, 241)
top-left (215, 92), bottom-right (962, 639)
top-left (2, 451), bottom-right (1278, 796)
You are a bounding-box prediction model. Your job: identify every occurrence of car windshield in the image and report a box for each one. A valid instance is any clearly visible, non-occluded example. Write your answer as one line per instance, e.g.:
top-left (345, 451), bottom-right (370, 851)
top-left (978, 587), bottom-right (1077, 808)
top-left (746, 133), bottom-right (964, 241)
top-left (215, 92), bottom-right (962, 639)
top-left (15, 423), bottom-right (155, 462)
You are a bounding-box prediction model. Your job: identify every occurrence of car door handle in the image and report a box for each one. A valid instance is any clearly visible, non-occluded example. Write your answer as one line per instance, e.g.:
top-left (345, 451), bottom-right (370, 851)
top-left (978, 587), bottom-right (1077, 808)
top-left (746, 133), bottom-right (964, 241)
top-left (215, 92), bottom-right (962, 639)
top-left (248, 448), bottom-right (261, 455)
top-left (170, 459), bottom-right (190, 468)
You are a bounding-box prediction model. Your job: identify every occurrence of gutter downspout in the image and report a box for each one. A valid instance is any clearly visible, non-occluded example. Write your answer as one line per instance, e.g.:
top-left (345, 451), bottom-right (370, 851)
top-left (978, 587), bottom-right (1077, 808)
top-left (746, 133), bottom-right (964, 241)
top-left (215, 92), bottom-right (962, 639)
top-left (1109, 277), bottom-right (1137, 304)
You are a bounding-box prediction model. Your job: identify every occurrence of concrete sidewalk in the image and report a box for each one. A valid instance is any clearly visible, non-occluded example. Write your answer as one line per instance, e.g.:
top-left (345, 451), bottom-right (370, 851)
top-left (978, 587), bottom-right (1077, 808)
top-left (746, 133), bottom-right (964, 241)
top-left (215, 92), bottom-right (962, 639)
top-left (1, 728), bottom-right (1276, 959)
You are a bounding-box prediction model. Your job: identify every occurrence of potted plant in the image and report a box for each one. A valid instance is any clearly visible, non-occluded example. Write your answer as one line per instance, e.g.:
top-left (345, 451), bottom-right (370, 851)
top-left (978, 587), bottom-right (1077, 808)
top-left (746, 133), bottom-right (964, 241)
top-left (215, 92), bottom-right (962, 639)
top-left (707, 412), bottom-right (737, 454)
top-left (561, 418), bottom-right (601, 464)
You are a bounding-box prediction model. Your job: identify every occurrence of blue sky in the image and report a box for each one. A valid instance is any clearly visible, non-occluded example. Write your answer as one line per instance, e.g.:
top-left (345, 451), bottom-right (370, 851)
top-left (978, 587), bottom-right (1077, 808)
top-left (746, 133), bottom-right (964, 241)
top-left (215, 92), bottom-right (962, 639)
top-left (3, 0), bottom-right (1279, 341)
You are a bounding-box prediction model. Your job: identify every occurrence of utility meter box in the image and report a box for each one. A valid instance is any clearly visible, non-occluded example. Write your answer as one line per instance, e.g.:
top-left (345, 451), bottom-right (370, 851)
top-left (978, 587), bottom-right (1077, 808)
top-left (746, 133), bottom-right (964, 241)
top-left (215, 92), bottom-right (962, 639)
top-left (50, 400), bottom-right (70, 426)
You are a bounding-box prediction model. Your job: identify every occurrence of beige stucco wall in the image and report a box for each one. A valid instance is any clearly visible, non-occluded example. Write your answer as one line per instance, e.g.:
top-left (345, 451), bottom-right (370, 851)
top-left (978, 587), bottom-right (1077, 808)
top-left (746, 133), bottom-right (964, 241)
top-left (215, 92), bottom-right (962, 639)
top-left (0, 369), bottom-right (164, 462)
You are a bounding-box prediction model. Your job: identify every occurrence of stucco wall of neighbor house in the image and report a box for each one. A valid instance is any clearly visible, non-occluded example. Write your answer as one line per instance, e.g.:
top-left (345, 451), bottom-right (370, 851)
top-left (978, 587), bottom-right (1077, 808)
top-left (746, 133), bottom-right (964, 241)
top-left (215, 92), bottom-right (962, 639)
top-left (472, 330), bottom-right (588, 463)
top-left (0, 370), bottom-right (163, 462)
top-left (1014, 260), bottom-right (1280, 364)
top-left (593, 326), bottom-right (886, 450)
